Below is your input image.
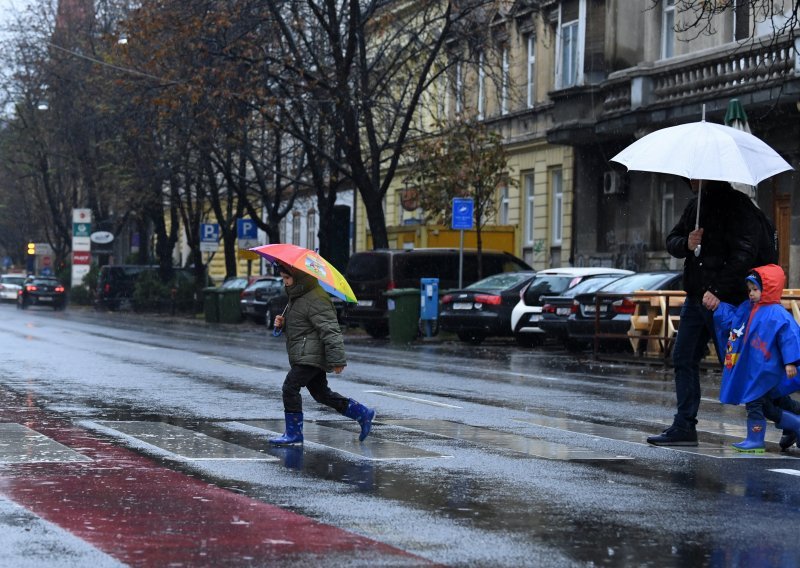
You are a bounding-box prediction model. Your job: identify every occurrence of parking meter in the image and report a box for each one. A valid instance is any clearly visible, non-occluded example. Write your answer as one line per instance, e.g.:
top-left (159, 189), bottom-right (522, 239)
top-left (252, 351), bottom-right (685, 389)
top-left (420, 278), bottom-right (439, 337)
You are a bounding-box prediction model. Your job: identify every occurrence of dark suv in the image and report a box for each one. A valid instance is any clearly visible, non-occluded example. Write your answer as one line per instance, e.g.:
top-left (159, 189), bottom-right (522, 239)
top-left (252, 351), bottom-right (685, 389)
top-left (344, 248), bottom-right (531, 338)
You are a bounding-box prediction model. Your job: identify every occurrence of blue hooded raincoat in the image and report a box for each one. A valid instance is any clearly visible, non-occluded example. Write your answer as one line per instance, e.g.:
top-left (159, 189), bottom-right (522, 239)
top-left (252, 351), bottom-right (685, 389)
top-left (714, 264), bottom-right (800, 405)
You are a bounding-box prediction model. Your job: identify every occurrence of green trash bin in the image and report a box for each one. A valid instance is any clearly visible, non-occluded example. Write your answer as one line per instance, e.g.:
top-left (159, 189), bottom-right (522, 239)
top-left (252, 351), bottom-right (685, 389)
top-left (217, 288), bottom-right (243, 323)
top-left (203, 287), bottom-right (220, 323)
top-left (384, 288), bottom-right (420, 344)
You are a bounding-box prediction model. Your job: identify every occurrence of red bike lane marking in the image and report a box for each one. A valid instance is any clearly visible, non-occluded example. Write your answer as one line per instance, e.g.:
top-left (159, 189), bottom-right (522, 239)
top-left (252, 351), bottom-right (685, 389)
top-left (0, 389), bottom-right (426, 566)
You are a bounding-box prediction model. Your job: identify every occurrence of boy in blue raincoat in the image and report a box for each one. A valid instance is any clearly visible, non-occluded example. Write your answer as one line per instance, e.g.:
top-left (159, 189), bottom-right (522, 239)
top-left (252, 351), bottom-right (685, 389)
top-left (713, 264), bottom-right (800, 453)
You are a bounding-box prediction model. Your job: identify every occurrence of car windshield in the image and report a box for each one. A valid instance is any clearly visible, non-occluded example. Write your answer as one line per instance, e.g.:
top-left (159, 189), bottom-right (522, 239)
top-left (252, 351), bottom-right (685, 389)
top-left (599, 272), bottom-right (678, 293)
top-left (465, 272), bottom-right (533, 291)
top-left (1, 276), bottom-right (26, 286)
top-left (347, 254), bottom-right (389, 282)
top-left (556, 275), bottom-right (622, 298)
top-left (524, 275), bottom-right (575, 302)
top-left (221, 278), bottom-right (247, 289)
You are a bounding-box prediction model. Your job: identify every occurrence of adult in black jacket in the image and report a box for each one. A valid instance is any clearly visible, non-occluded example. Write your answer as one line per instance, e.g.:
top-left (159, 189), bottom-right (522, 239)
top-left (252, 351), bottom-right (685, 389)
top-left (648, 180), bottom-right (761, 446)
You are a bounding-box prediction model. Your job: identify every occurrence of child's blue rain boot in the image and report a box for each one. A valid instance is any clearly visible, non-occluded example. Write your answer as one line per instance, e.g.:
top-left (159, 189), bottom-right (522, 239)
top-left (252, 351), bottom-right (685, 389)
top-left (344, 399), bottom-right (376, 442)
top-left (732, 419), bottom-right (766, 453)
top-left (269, 412), bottom-right (303, 445)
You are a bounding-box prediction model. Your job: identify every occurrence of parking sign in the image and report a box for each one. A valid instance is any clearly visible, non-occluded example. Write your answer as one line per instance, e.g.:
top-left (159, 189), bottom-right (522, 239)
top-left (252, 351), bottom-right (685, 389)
top-left (451, 198), bottom-right (474, 230)
top-left (237, 218), bottom-right (258, 249)
top-left (200, 223), bottom-right (220, 252)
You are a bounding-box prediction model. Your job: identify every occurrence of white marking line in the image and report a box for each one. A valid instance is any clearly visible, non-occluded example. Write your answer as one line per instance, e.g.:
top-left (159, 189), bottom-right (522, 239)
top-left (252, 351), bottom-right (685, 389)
top-left (201, 356), bottom-right (274, 372)
top-left (365, 390), bottom-right (462, 408)
top-left (769, 469), bottom-right (800, 477)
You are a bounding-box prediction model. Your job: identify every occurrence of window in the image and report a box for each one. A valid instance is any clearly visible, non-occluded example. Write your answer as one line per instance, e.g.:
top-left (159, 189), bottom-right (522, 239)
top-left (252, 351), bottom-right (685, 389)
top-left (499, 185), bottom-right (510, 225)
top-left (733, 0), bottom-right (750, 41)
top-left (292, 212), bottom-right (301, 245)
top-left (526, 35), bottom-right (536, 108)
top-left (560, 20), bottom-right (579, 88)
top-left (662, 0), bottom-right (675, 59)
top-left (551, 169), bottom-right (563, 245)
top-left (500, 47), bottom-right (509, 116)
top-left (523, 174), bottom-right (535, 245)
top-left (661, 183), bottom-right (675, 241)
top-left (439, 72), bottom-right (448, 119)
top-left (455, 61), bottom-right (464, 114)
top-left (477, 52), bottom-right (486, 119)
top-left (306, 210), bottom-right (316, 249)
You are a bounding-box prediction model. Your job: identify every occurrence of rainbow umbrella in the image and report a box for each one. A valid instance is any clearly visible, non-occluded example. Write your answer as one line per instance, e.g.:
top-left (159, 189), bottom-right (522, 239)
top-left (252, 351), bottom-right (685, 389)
top-left (249, 244), bottom-right (357, 303)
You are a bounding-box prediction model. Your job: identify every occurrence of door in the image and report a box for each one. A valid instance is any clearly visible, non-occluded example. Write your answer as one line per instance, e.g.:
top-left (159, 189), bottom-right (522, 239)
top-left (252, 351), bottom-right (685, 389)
top-left (774, 194), bottom-right (791, 277)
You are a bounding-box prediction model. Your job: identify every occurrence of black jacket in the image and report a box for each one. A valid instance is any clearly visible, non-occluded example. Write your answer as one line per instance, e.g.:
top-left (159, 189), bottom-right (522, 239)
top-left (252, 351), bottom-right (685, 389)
top-left (666, 182), bottom-right (760, 304)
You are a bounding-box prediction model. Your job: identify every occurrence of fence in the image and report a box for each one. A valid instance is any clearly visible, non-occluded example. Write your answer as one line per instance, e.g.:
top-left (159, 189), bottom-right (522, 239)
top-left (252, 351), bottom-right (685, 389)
top-left (592, 289), bottom-right (800, 364)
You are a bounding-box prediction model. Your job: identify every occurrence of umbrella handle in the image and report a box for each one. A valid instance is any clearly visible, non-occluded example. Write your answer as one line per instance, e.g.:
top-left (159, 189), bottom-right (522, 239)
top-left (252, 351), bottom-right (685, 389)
top-left (694, 179), bottom-right (703, 257)
top-left (271, 303), bottom-right (289, 338)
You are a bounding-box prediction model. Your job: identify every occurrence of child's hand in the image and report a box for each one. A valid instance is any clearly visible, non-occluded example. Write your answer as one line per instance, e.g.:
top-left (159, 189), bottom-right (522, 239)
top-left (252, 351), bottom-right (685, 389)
top-left (274, 315), bottom-right (285, 330)
top-left (786, 364), bottom-right (797, 378)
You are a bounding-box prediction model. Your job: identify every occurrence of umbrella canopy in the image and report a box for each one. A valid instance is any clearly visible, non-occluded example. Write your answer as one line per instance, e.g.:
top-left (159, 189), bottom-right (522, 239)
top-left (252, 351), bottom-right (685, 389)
top-left (610, 120), bottom-right (792, 187)
top-left (249, 244), bottom-right (357, 303)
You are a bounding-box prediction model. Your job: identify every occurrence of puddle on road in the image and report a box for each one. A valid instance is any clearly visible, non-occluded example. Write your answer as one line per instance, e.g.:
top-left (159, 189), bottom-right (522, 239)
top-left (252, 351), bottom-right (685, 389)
top-left (0, 423), bottom-right (91, 463)
top-left (93, 421), bottom-right (278, 462)
top-left (385, 419), bottom-right (632, 461)
top-left (236, 419), bottom-right (451, 461)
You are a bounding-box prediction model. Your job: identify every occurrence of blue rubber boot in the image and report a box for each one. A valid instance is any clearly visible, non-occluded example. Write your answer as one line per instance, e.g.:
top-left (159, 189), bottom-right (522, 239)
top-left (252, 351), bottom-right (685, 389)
top-left (344, 399), bottom-right (376, 442)
top-left (777, 411), bottom-right (800, 447)
top-left (732, 419), bottom-right (766, 453)
top-left (269, 412), bottom-right (303, 446)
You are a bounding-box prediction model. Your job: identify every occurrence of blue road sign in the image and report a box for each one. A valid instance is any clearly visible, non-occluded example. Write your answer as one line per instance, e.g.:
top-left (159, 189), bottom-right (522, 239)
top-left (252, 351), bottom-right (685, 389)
top-left (237, 219), bottom-right (257, 240)
top-left (200, 223), bottom-right (220, 252)
top-left (451, 198), bottom-right (474, 230)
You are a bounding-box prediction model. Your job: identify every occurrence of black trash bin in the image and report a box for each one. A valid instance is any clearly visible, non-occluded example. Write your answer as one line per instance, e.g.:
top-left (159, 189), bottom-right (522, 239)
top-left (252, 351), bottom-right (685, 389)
top-left (203, 287), bottom-right (220, 323)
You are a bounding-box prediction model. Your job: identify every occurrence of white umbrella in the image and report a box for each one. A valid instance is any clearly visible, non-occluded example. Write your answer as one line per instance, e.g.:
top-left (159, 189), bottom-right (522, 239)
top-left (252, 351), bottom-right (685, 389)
top-left (610, 115), bottom-right (792, 255)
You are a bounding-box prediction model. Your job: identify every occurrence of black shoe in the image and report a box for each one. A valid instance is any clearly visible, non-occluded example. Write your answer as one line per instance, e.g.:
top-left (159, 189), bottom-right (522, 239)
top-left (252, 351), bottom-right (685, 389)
top-left (647, 425), bottom-right (698, 446)
top-left (779, 429), bottom-right (797, 451)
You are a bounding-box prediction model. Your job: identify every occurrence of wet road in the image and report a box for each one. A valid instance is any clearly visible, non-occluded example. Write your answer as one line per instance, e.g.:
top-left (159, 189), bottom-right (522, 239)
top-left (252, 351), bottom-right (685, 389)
top-left (0, 303), bottom-right (799, 567)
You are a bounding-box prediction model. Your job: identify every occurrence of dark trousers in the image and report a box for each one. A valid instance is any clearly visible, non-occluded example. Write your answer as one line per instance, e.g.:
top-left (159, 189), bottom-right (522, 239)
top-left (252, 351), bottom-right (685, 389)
top-left (671, 297), bottom-right (719, 430)
top-left (282, 364), bottom-right (349, 415)
top-left (746, 394), bottom-right (800, 423)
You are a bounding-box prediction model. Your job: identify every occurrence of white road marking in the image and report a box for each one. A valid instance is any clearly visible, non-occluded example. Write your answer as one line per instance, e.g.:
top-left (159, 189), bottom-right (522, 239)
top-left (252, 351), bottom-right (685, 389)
top-left (364, 390), bottom-right (462, 408)
top-left (769, 468), bottom-right (800, 477)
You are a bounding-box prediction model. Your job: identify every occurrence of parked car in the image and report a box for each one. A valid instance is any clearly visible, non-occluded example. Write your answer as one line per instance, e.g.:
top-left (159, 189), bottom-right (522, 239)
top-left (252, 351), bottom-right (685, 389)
top-left (510, 267), bottom-right (634, 346)
top-left (264, 294), bottom-right (346, 329)
top-left (439, 271), bottom-right (536, 344)
top-left (538, 275), bottom-right (630, 347)
top-left (240, 276), bottom-right (285, 324)
top-left (17, 276), bottom-right (67, 310)
top-left (0, 274), bottom-right (27, 302)
top-left (345, 248), bottom-right (532, 338)
top-left (565, 271), bottom-right (683, 350)
top-left (219, 275), bottom-right (261, 291)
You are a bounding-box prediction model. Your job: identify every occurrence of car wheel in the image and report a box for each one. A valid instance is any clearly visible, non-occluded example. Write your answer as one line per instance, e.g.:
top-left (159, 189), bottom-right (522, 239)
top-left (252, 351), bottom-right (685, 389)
top-left (264, 307), bottom-right (274, 329)
top-left (457, 332), bottom-right (485, 345)
top-left (363, 321), bottom-right (389, 339)
top-left (18, 297), bottom-right (27, 310)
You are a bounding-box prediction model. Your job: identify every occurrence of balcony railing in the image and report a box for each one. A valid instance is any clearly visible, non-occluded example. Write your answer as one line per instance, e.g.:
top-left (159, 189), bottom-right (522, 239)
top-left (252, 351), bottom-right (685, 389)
top-left (602, 34), bottom-right (798, 116)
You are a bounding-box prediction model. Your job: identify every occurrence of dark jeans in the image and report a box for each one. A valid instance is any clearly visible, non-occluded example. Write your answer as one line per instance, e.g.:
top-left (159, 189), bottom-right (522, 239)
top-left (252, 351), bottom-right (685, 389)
top-left (746, 395), bottom-right (800, 423)
top-left (671, 297), bottom-right (719, 430)
top-left (281, 364), bottom-right (349, 415)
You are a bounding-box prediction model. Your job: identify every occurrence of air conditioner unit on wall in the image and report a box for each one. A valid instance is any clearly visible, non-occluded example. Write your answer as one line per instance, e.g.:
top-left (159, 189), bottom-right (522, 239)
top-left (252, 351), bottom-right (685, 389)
top-left (603, 170), bottom-right (625, 196)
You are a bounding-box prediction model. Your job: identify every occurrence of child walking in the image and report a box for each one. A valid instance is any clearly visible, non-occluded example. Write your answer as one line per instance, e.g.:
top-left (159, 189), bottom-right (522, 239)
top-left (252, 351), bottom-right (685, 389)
top-left (269, 262), bottom-right (375, 446)
top-left (713, 264), bottom-right (800, 453)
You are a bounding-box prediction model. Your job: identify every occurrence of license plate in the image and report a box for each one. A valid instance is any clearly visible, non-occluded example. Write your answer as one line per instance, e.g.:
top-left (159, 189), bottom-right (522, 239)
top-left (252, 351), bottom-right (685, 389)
top-left (453, 302), bottom-right (473, 310)
top-left (357, 300), bottom-right (373, 307)
top-left (583, 305), bottom-right (607, 314)
top-left (556, 307), bottom-right (570, 316)
top-left (38, 296), bottom-right (52, 301)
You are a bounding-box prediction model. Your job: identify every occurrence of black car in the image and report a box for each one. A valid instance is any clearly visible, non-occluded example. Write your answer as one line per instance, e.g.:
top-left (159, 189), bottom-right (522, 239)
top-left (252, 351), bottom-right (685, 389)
top-left (566, 271), bottom-right (683, 350)
top-left (538, 274), bottom-right (630, 347)
top-left (17, 276), bottom-right (67, 310)
top-left (439, 271), bottom-right (536, 344)
top-left (240, 276), bottom-right (285, 324)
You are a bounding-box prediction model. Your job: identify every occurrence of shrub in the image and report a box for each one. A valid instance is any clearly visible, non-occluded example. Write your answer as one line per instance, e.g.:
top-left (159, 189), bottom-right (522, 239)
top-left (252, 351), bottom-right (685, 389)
top-left (69, 285), bottom-right (92, 305)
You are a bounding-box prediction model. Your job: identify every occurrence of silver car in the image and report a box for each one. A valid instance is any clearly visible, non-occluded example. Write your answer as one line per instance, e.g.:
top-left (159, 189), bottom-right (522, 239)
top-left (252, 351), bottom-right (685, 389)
top-left (0, 274), bottom-right (27, 302)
